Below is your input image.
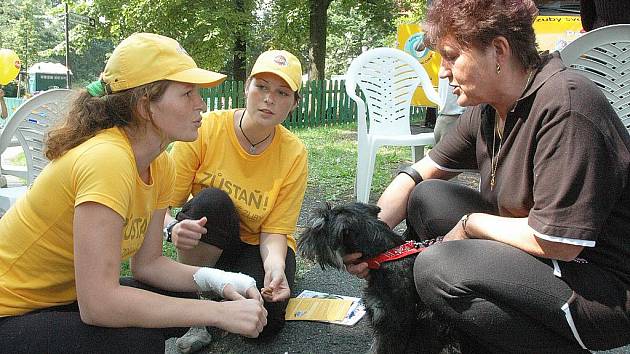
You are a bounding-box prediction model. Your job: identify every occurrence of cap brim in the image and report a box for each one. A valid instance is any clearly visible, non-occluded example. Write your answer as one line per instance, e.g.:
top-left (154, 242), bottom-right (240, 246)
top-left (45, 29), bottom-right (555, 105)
top-left (166, 68), bottom-right (227, 88)
top-left (250, 69), bottom-right (298, 91)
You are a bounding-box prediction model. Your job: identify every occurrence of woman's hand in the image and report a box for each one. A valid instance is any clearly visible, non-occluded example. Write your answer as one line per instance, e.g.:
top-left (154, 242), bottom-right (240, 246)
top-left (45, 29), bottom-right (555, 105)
top-left (259, 233), bottom-right (290, 302)
top-left (343, 252), bottom-right (370, 279)
top-left (442, 217), bottom-right (470, 242)
top-left (214, 299), bottom-right (268, 338)
top-left (261, 269), bottom-right (290, 302)
top-left (223, 284), bottom-right (263, 304)
top-left (172, 217), bottom-right (207, 250)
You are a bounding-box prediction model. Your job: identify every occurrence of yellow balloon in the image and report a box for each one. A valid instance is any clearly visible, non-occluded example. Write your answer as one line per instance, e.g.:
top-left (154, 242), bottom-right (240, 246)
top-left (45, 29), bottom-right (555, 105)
top-left (0, 49), bottom-right (21, 85)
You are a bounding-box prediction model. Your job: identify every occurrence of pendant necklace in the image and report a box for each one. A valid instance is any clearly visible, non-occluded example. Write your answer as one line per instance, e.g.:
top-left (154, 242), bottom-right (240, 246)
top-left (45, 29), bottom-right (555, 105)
top-left (490, 69), bottom-right (535, 191)
top-left (239, 111), bottom-right (272, 154)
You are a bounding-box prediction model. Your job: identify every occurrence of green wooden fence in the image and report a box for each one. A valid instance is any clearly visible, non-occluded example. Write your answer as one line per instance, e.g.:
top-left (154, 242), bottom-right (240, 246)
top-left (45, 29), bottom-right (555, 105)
top-left (6, 81), bottom-right (427, 129)
top-left (201, 80), bottom-right (427, 129)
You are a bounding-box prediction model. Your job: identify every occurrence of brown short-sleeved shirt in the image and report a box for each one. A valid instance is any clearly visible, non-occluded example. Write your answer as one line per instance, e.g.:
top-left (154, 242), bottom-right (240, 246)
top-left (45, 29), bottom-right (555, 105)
top-left (429, 52), bottom-right (630, 282)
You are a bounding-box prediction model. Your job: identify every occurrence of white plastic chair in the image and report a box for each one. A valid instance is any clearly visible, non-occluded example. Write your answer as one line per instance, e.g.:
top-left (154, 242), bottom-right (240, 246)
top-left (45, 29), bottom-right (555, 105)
top-left (345, 47), bottom-right (442, 202)
top-left (0, 89), bottom-right (72, 214)
top-left (560, 24), bottom-right (630, 130)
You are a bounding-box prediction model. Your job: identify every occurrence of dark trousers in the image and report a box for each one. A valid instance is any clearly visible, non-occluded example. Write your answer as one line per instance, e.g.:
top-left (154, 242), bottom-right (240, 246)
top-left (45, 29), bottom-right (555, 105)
top-left (407, 179), bottom-right (628, 352)
top-left (0, 278), bottom-right (191, 354)
top-left (177, 188), bottom-right (296, 340)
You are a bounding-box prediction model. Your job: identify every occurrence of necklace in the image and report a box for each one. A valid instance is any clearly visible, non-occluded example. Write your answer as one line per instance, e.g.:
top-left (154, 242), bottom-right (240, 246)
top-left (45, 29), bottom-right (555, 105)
top-left (238, 111), bottom-right (272, 154)
top-left (489, 69), bottom-right (535, 191)
top-left (490, 113), bottom-right (503, 190)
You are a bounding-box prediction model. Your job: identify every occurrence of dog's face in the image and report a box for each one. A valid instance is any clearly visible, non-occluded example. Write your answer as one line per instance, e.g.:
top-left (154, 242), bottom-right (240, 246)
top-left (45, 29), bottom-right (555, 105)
top-left (297, 202), bottom-right (383, 270)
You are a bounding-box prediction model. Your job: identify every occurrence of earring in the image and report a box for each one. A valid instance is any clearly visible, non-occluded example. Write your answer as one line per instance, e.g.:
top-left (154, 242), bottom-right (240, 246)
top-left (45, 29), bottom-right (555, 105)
top-left (496, 63), bottom-right (501, 74)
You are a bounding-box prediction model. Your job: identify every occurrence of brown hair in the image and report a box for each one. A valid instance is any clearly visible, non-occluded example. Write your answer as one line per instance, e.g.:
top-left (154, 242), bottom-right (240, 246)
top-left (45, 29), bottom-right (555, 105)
top-left (45, 81), bottom-right (171, 160)
top-left (423, 0), bottom-right (541, 69)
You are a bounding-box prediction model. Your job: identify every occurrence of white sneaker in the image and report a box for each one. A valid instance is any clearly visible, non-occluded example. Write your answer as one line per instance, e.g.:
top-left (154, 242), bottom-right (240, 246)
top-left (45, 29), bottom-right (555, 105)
top-left (176, 326), bottom-right (212, 354)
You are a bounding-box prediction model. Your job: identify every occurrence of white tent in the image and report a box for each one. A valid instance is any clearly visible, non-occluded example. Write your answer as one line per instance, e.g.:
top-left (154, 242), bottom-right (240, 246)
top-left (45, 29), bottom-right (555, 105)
top-left (27, 62), bottom-right (72, 75)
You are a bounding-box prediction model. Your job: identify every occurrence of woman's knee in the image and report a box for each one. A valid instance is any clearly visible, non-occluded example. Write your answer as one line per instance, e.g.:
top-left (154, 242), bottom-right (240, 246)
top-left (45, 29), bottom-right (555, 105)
top-left (257, 300), bottom-right (288, 340)
top-left (407, 180), bottom-right (492, 239)
top-left (178, 188), bottom-right (241, 250)
top-left (407, 180), bottom-right (461, 238)
top-left (179, 188), bottom-right (237, 221)
top-left (413, 241), bottom-right (481, 302)
top-left (413, 243), bottom-right (451, 300)
top-left (407, 179), bottom-right (443, 213)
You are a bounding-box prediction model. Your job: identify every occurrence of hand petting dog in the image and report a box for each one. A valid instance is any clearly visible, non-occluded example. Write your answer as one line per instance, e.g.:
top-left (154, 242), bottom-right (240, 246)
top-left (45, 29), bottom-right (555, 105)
top-left (342, 253), bottom-right (370, 279)
top-left (298, 202), bottom-right (458, 354)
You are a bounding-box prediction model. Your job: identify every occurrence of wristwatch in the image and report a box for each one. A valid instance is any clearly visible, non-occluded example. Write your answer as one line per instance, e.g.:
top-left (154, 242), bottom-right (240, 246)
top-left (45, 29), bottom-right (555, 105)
top-left (163, 220), bottom-right (179, 242)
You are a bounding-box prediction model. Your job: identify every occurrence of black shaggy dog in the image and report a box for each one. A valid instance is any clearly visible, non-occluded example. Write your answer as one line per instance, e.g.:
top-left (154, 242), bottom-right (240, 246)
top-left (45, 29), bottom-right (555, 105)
top-left (298, 202), bottom-right (458, 354)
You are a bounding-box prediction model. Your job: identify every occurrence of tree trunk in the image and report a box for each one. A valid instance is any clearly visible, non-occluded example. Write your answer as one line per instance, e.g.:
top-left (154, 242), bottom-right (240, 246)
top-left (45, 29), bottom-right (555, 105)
top-left (233, 36), bottom-right (247, 81)
top-left (308, 0), bottom-right (332, 80)
top-left (233, 0), bottom-right (247, 81)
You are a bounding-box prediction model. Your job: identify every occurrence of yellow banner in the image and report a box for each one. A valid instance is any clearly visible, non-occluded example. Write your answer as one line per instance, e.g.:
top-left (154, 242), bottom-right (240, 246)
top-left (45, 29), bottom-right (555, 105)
top-left (397, 23), bottom-right (441, 107)
top-left (397, 15), bottom-right (583, 107)
top-left (533, 15), bottom-right (584, 52)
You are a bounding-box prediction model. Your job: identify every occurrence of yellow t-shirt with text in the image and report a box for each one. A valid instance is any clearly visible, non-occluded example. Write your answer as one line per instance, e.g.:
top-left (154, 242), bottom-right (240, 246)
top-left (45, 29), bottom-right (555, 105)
top-left (0, 127), bottom-right (174, 316)
top-left (170, 109), bottom-right (308, 251)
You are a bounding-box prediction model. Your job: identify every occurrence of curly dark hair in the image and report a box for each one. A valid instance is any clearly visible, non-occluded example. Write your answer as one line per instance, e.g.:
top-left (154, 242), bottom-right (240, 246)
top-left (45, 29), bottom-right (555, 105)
top-left (423, 0), bottom-right (541, 69)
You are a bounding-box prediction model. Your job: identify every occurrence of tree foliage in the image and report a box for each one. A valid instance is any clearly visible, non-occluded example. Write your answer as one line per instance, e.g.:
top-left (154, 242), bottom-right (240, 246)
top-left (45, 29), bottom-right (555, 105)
top-left (88, 0), bottom-right (256, 79)
top-left (0, 0), bottom-right (63, 71)
top-left (257, 0), bottom-right (427, 78)
top-left (0, 0), bottom-right (429, 94)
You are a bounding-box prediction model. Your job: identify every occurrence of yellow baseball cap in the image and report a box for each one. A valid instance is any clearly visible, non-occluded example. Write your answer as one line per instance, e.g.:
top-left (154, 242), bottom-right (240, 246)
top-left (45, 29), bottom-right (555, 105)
top-left (249, 50), bottom-right (302, 91)
top-left (101, 33), bottom-right (226, 93)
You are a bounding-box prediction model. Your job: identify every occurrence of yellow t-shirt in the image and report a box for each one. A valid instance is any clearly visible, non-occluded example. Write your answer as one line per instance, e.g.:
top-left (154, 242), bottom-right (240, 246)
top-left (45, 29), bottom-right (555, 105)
top-left (170, 109), bottom-right (308, 251)
top-left (0, 127), bottom-right (174, 316)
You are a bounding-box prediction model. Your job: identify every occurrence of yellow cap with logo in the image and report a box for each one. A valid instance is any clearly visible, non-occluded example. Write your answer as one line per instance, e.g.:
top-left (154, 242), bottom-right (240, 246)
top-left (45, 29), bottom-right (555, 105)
top-left (101, 33), bottom-right (226, 93)
top-left (250, 50), bottom-right (303, 91)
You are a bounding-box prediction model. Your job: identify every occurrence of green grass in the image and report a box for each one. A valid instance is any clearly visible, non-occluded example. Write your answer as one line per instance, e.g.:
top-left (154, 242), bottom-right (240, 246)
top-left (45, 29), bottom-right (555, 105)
top-left (293, 123), bottom-right (412, 201)
top-left (120, 123), bottom-right (411, 276)
top-left (10, 152), bottom-right (25, 166)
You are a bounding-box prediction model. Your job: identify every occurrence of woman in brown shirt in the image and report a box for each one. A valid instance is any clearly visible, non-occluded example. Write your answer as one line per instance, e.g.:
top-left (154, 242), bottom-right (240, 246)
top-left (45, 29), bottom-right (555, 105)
top-left (345, 0), bottom-right (630, 352)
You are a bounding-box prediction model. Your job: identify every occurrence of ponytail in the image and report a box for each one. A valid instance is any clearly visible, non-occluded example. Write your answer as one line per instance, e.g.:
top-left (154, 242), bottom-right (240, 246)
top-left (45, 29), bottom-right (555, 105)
top-left (45, 80), bottom-right (170, 160)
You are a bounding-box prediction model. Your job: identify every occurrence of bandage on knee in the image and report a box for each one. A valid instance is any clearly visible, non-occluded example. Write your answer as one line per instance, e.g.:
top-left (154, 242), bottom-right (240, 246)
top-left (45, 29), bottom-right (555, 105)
top-left (193, 267), bottom-right (256, 297)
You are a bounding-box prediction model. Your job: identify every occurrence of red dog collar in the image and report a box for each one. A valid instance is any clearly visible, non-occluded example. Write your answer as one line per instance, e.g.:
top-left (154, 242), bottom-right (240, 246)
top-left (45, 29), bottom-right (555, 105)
top-left (363, 241), bottom-right (425, 270)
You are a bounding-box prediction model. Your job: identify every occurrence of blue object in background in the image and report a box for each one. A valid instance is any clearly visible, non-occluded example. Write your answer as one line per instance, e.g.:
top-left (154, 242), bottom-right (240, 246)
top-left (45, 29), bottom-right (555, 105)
top-left (4, 98), bottom-right (25, 120)
top-left (403, 32), bottom-right (430, 61)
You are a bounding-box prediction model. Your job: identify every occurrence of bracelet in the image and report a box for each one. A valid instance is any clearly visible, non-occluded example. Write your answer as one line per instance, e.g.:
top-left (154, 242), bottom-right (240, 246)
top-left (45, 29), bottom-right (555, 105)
top-left (397, 166), bottom-right (423, 185)
top-left (460, 213), bottom-right (472, 238)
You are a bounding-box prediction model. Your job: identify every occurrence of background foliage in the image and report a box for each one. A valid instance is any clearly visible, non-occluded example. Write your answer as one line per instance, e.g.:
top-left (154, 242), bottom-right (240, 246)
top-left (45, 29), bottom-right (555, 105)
top-left (0, 0), bottom-right (427, 94)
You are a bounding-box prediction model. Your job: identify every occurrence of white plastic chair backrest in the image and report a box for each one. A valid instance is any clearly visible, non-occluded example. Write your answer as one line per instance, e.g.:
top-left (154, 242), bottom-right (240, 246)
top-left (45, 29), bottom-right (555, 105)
top-left (0, 89), bottom-right (72, 185)
top-left (560, 24), bottom-right (630, 130)
top-left (345, 48), bottom-right (442, 139)
top-left (438, 77), bottom-right (450, 113)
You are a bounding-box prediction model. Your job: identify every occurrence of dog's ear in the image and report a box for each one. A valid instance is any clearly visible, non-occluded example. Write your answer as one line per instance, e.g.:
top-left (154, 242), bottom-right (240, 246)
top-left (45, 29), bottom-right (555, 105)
top-left (298, 203), bottom-right (332, 250)
top-left (309, 202), bottom-right (333, 229)
top-left (307, 213), bottom-right (327, 233)
top-left (297, 203), bottom-right (349, 270)
top-left (352, 202), bottom-right (381, 218)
